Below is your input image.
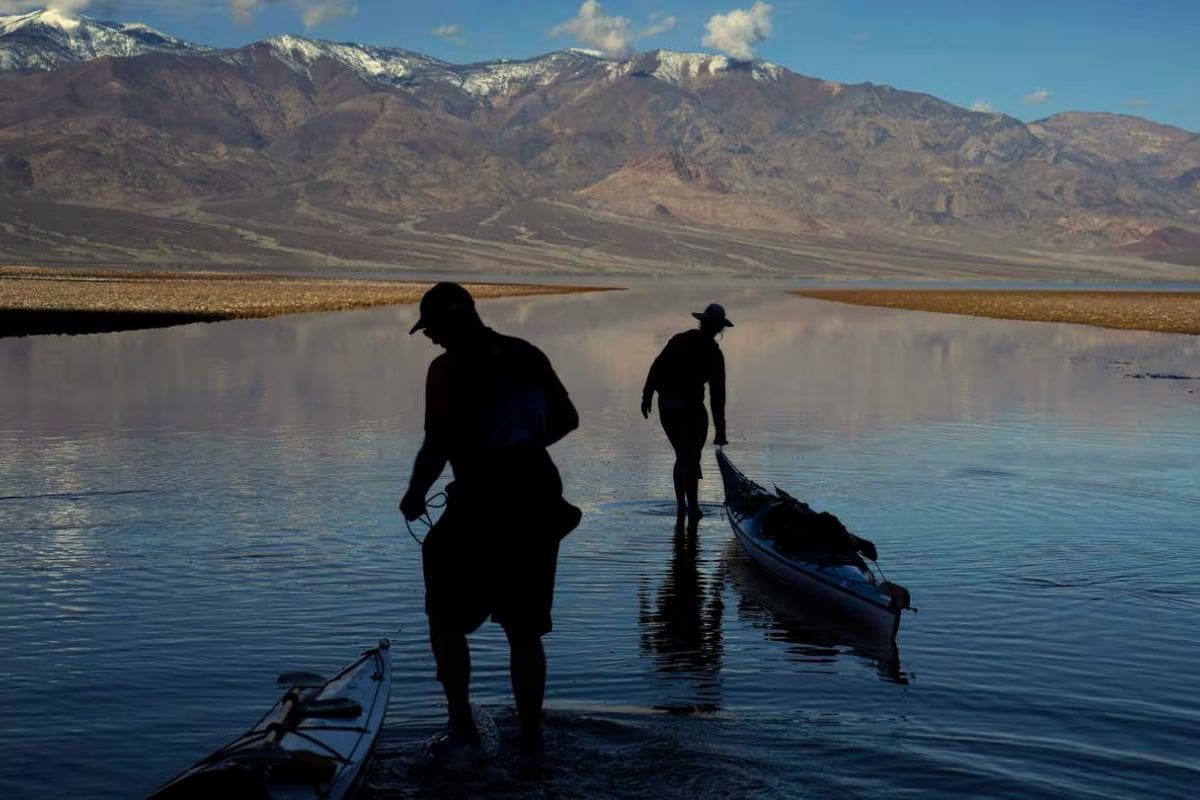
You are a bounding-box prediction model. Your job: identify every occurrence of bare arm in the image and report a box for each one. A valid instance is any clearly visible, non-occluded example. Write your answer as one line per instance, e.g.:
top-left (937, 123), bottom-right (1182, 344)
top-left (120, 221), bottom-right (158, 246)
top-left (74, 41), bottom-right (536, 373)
top-left (400, 361), bottom-right (450, 520)
top-left (402, 440), bottom-right (448, 519)
top-left (641, 349), bottom-right (665, 418)
top-left (710, 346), bottom-right (727, 445)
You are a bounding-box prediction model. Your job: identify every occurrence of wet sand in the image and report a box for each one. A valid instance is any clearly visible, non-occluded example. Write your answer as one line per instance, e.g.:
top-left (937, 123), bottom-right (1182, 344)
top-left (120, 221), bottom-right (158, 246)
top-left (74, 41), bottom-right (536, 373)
top-left (795, 289), bottom-right (1200, 335)
top-left (0, 267), bottom-right (605, 337)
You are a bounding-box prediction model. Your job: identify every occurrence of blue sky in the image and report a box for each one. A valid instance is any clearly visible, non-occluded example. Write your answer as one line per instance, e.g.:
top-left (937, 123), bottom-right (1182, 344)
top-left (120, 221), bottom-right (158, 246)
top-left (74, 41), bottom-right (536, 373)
top-left (21, 1), bottom-right (1200, 130)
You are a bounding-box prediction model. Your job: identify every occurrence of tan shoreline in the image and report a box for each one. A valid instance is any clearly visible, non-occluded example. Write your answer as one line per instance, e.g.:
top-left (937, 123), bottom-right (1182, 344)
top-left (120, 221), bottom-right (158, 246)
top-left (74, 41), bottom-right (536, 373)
top-left (0, 266), bottom-right (608, 337)
top-left (795, 289), bottom-right (1200, 335)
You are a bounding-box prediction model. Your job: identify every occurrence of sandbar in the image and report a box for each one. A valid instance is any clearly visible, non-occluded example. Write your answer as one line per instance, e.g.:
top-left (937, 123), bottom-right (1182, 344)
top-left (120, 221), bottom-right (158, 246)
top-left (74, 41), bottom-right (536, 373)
top-left (0, 267), bottom-right (605, 337)
top-left (795, 288), bottom-right (1200, 335)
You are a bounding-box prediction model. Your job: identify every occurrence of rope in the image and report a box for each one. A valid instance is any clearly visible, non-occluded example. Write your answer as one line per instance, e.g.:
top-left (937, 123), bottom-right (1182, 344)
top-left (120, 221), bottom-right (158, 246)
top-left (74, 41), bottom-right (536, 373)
top-left (870, 558), bottom-right (887, 583)
top-left (267, 726), bottom-right (351, 763)
top-left (403, 491), bottom-right (446, 546)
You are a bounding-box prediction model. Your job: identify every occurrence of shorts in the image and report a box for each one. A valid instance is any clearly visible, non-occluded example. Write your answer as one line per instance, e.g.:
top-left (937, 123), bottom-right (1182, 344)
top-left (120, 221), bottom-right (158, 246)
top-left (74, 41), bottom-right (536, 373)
top-left (659, 403), bottom-right (708, 464)
top-left (421, 499), bottom-right (567, 637)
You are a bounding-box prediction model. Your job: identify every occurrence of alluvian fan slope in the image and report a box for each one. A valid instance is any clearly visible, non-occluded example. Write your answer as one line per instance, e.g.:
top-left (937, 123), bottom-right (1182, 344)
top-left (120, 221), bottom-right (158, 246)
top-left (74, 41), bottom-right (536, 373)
top-left (0, 10), bottom-right (1197, 274)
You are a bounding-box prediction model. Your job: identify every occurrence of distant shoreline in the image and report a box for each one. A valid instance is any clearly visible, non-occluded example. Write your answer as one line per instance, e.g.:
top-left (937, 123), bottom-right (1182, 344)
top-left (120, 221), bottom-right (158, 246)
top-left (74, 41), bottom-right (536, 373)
top-left (795, 288), bottom-right (1200, 335)
top-left (0, 267), bottom-right (609, 338)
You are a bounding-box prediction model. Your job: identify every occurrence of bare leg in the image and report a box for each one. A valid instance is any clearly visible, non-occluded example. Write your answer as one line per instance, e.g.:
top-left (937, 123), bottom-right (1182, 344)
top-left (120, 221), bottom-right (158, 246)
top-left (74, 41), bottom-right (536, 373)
top-left (672, 457), bottom-right (686, 516)
top-left (430, 622), bottom-right (475, 736)
top-left (506, 629), bottom-right (546, 757)
top-left (685, 452), bottom-right (703, 520)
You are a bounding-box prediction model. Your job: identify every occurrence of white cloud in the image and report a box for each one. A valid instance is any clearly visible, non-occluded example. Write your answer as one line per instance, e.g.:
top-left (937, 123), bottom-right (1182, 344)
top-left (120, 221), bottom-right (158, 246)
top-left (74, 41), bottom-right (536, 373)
top-left (550, 0), bottom-right (674, 58)
top-left (431, 23), bottom-right (464, 44)
top-left (970, 99), bottom-right (994, 113)
top-left (639, 11), bottom-right (677, 38)
top-left (703, 1), bottom-right (772, 60)
top-left (1023, 88), bottom-right (1052, 105)
top-left (550, 1), bottom-right (634, 58)
top-left (3, 1), bottom-right (213, 17)
top-left (0, 0), bottom-right (90, 11)
top-left (229, 1), bottom-right (356, 30)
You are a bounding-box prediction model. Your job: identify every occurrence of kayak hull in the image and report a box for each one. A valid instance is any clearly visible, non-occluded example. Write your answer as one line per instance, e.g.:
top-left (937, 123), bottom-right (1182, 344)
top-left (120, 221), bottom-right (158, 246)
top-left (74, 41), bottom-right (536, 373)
top-left (149, 640), bottom-right (392, 800)
top-left (717, 451), bottom-right (908, 638)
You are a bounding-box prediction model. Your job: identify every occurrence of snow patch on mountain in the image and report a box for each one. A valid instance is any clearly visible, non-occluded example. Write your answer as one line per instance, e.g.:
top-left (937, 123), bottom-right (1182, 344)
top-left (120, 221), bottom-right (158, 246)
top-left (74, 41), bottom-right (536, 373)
top-left (652, 51), bottom-right (729, 83)
top-left (753, 62), bottom-right (784, 83)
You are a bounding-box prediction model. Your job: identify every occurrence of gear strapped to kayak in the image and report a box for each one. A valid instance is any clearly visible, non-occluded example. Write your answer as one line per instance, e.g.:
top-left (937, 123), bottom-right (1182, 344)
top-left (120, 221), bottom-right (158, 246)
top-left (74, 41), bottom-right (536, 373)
top-left (716, 450), bottom-right (913, 637)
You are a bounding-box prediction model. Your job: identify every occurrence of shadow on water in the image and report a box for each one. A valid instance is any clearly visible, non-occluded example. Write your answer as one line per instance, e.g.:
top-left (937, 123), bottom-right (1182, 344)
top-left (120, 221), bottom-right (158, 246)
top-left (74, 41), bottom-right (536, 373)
top-left (637, 518), bottom-right (725, 715)
top-left (722, 540), bottom-right (908, 685)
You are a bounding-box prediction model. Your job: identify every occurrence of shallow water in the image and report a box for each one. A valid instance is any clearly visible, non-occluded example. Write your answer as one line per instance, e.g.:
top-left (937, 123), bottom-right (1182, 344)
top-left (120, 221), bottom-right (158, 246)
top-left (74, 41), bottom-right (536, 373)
top-left (1, 284), bottom-right (1198, 799)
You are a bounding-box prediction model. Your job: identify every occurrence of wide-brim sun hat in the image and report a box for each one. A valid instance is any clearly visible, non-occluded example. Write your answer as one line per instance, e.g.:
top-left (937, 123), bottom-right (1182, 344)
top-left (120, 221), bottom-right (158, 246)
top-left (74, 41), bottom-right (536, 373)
top-left (692, 303), bottom-right (734, 327)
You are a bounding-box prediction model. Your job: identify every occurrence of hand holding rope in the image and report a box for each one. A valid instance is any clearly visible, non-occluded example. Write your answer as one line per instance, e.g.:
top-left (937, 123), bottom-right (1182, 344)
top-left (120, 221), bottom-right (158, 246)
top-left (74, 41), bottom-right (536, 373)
top-left (403, 491), bottom-right (446, 546)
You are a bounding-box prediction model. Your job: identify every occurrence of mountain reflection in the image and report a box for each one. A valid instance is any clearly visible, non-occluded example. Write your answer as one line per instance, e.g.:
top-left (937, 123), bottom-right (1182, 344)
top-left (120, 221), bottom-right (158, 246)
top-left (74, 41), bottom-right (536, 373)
top-left (2, 285), bottom-right (1194, 446)
top-left (722, 541), bottom-right (907, 684)
top-left (637, 520), bottom-right (725, 714)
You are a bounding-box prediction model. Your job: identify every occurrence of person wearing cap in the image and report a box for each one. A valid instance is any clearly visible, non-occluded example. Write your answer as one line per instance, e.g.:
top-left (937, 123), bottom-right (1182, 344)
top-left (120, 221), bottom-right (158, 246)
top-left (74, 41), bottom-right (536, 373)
top-left (641, 303), bottom-right (732, 523)
top-left (400, 282), bottom-right (581, 762)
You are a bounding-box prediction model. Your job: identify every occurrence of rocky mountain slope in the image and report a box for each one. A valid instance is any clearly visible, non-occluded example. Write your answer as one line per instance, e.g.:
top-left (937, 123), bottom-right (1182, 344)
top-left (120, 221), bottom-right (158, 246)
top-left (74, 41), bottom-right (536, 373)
top-left (0, 10), bottom-right (1196, 275)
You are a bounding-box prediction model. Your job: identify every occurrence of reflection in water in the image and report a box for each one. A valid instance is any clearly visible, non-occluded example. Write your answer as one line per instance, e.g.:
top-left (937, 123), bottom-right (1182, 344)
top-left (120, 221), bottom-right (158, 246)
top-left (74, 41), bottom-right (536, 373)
top-left (723, 541), bottom-right (907, 685)
top-left (638, 520), bottom-right (725, 714)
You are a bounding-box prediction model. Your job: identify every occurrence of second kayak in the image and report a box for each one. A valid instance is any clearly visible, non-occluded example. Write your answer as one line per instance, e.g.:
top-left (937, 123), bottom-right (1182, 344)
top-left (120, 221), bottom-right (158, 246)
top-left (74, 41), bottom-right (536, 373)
top-left (148, 640), bottom-right (392, 800)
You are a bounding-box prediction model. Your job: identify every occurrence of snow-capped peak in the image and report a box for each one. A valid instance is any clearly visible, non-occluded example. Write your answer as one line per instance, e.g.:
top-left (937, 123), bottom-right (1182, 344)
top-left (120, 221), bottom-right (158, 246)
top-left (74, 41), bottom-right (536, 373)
top-left (257, 35), bottom-right (607, 98)
top-left (38, 7), bottom-right (81, 29)
top-left (0, 13), bottom-right (790, 99)
top-left (0, 8), bottom-right (79, 34)
top-left (0, 9), bottom-right (207, 71)
top-left (565, 47), bottom-right (606, 59)
top-left (453, 49), bottom-right (607, 97)
top-left (262, 34), bottom-right (451, 84)
top-left (622, 50), bottom-right (784, 85)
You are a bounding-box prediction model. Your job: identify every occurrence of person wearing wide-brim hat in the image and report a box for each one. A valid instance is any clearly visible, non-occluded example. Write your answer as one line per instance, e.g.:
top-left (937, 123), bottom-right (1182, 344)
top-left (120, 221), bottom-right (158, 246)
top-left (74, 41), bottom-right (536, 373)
top-left (641, 303), bottom-right (733, 524)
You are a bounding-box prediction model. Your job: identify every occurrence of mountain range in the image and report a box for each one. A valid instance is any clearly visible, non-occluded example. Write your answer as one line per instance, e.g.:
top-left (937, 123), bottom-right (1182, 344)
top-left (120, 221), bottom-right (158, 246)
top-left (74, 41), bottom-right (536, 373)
top-left (1, 9), bottom-right (1197, 278)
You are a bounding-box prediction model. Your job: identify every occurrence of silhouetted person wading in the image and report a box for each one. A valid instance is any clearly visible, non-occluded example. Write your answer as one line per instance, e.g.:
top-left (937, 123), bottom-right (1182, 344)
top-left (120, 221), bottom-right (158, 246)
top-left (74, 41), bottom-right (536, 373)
top-left (641, 303), bottom-right (731, 523)
top-left (400, 282), bottom-right (581, 761)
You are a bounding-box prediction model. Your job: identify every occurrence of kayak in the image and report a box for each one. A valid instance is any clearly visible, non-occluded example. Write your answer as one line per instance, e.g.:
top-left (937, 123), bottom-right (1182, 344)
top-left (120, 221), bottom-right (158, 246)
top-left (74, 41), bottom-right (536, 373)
top-left (148, 640), bottom-right (392, 800)
top-left (723, 539), bottom-right (906, 684)
top-left (716, 450), bottom-right (912, 637)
